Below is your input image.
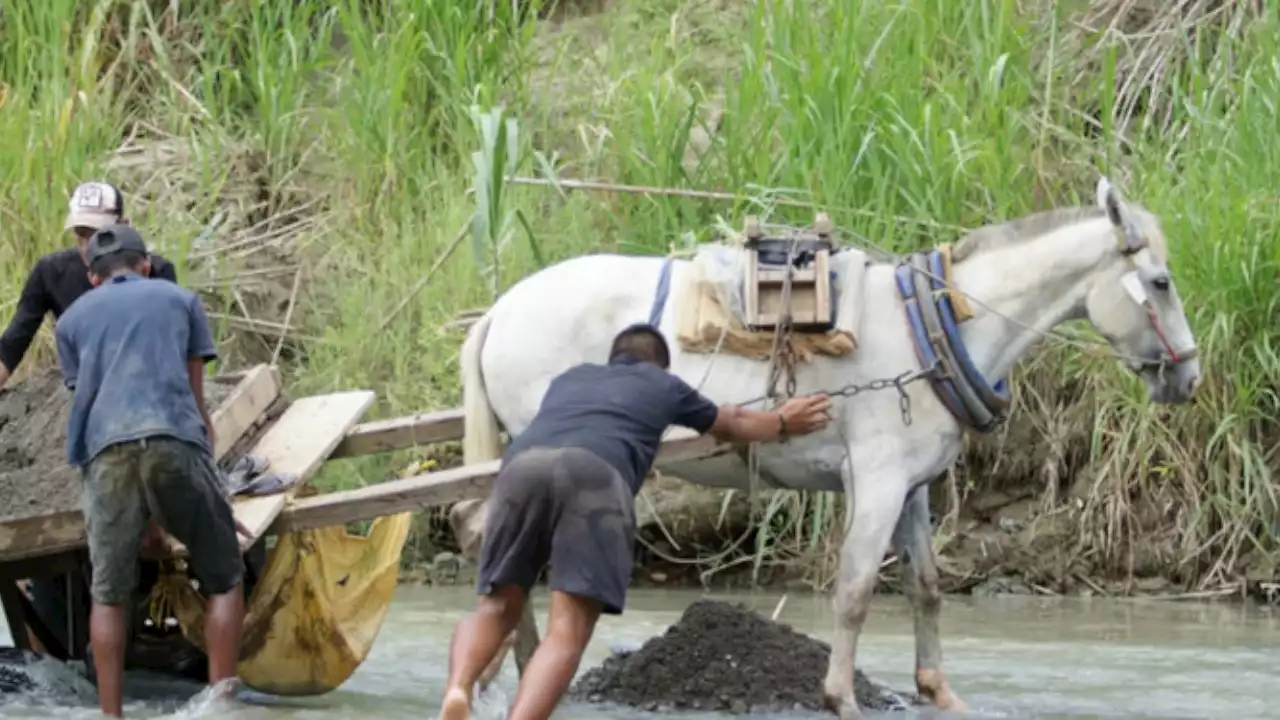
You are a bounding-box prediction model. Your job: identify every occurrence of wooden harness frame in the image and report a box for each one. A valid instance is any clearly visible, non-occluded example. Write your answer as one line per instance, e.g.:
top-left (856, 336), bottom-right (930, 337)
top-left (741, 213), bottom-right (837, 333)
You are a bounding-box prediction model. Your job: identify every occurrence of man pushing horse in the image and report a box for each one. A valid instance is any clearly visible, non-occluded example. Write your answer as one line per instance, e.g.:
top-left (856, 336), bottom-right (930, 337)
top-left (439, 322), bottom-right (831, 720)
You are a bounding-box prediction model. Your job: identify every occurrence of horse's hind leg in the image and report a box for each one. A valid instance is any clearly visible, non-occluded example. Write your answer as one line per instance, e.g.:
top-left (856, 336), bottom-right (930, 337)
top-left (823, 467), bottom-right (908, 720)
top-left (891, 484), bottom-right (967, 712)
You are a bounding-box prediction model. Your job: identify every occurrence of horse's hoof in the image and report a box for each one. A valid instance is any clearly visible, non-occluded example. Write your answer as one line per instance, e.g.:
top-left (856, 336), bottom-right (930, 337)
top-left (916, 669), bottom-right (969, 713)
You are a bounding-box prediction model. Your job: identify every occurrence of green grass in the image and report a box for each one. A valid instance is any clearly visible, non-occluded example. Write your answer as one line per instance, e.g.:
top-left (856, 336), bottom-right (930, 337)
top-left (1, 0), bottom-right (1277, 592)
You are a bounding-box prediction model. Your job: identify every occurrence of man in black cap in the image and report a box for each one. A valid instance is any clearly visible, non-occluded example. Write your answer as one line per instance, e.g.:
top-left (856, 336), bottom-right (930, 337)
top-left (54, 224), bottom-right (247, 718)
top-left (0, 181), bottom-right (177, 388)
top-left (0, 181), bottom-right (181, 658)
top-left (439, 323), bottom-right (832, 720)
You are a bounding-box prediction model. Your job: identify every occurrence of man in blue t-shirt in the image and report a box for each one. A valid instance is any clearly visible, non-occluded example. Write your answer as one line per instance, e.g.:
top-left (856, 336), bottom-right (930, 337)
top-left (54, 224), bottom-right (247, 718)
top-left (439, 323), bottom-right (832, 720)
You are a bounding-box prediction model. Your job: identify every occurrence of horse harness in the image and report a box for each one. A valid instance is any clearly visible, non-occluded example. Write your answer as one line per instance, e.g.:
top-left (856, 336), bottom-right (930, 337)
top-left (1111, 219), bottom-right (1199, 374)
top-left (643, 217), bottom-right (1195, 436)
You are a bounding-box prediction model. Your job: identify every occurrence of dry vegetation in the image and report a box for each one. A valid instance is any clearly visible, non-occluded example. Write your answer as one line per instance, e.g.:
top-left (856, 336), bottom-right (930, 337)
top-left (0, 0), bottom-right (1277, 600)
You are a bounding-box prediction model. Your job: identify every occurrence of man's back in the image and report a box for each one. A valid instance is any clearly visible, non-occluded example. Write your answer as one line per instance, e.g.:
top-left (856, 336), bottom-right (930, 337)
top-left (504, 356), bottom-right (719, 493)
top-left (55, 274), bottom-right (216, 467)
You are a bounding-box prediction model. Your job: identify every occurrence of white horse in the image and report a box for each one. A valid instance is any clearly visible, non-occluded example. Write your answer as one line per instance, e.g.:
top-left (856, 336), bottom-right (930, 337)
top-left (449, 177), bottom-right (1201, 718)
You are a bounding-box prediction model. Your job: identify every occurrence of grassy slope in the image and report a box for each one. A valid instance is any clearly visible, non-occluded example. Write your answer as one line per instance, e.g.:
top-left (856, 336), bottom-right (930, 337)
top-left (0, 0), bottom-right (1277, 595)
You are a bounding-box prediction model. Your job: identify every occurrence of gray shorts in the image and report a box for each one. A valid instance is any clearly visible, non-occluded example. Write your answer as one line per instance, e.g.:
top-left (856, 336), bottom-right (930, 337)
top-left (476, 447), bottom-right (635, 615)
top-left (82, 436), bottom-right (245, 605)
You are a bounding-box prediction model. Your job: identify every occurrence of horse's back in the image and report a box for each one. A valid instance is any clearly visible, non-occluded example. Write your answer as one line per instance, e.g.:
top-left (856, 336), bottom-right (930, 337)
top-left (481, 253), bottom-right (675, 433)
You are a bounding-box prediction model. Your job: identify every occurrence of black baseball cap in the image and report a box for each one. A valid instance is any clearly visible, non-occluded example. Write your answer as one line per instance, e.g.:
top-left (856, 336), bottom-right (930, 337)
top-left (86, 224), bottom-right (149, 265)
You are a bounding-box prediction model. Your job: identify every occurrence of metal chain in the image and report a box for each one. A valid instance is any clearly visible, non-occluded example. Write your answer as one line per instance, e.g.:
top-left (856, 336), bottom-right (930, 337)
top-left (737, 361), bottom-right (939, 427)
top-left (764, 241), bottom-right (801, 402)
top-left (825, 362), bottom-right (938, 426)
top-left (752, 231), bottom-right (941, 427)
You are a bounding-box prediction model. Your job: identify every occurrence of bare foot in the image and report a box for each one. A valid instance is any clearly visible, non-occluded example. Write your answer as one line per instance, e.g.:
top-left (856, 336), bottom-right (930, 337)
top-left (822, 691), bottom-right (866, 720)
top-left (440, 686), bottom-right (471, 720)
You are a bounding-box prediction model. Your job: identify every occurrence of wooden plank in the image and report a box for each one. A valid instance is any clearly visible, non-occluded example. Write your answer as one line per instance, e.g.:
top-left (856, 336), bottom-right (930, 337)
top-left (329, 408), bottom-right (465, 459)
top-left (0, 581), bottom-right (33, 651)
top-left (0, 368), bottom-right (279, 565)
top-left (0, 551), bottom-right (80, 582)
top-left (211, 364), bottom-right (282, 460)
top-left (273, 427), bottom-right (732, 534)
top-left (159, 389), bottom-right (376, 558)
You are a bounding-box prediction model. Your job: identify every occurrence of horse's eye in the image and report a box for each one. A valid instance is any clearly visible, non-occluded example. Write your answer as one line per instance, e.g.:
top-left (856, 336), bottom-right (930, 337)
top-left (1152, 276), bottom-right (1171, 292)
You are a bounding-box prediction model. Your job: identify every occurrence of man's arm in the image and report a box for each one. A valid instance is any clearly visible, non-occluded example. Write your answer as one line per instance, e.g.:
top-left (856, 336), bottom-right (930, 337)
top-left (186, 292), bottom-right (220, 450)
top-left (54, 322), bottom-right (79, 390)
top-left (0, 260), bottom-right (54, 387)
top-left (706, 395), bottom-right (831, 443)
top-left (667, 375), bottom-right (831, 444)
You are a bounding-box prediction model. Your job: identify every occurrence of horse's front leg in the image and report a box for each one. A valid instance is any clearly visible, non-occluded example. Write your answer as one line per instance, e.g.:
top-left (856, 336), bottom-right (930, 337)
top-left (823, 464), bottom-right (908, 720)
top-left (891, 485), bottom-right (967, 713)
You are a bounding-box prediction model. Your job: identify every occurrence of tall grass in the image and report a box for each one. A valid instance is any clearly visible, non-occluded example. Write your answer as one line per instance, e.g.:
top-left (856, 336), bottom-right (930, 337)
top-left (1, 0), bottom-right (1276, 592)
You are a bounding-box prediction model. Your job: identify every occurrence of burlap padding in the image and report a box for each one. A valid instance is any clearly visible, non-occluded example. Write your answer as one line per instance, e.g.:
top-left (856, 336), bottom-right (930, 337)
top-left (675, 258), bottom-right (856, 361)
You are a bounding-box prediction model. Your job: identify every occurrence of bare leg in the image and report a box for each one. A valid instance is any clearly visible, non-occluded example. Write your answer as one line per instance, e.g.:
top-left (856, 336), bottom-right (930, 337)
top-left (823, 469), bottom-right (907, 720)
top-left (449, 498), bottom-right (542, 688)
top-left (89, 602), bottom-right (128, 717)
top-left (440, 585), bottom-right (526, 720)
top-left (203, 584), bottom-right (245, 690)
top-left (506, 591), bottom-right (602, 720)
top-left (892, 486), bottom-right (967, 712)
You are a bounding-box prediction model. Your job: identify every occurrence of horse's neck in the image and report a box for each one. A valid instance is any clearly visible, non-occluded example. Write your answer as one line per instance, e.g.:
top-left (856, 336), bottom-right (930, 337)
top-left (949, 218), bottom-right (1116, 380)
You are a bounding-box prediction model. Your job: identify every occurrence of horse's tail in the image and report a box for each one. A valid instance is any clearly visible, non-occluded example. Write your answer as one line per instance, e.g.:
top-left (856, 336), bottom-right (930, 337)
top-left (456, 308), bottom-right (534, 686)
top-left (461, 311), bottom-right (503, 466)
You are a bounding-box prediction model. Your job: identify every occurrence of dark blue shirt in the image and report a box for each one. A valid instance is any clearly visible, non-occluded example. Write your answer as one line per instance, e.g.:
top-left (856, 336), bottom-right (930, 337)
top-left (54, 272), bottom-right (218, 467)
top-left (504, 356), bottom-right (720, 494)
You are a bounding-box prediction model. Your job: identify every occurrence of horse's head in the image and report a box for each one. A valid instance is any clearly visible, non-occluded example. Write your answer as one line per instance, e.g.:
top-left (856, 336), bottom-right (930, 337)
top-left (1083, 177), bottom-right (1201, 404)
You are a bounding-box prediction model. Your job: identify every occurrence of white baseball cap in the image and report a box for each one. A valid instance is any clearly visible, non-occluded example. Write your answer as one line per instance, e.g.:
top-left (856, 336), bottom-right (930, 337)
top-left (64, 181), bottom-right (124, 231)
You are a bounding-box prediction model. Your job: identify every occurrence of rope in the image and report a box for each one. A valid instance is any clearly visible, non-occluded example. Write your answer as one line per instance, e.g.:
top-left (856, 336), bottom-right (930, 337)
top-left (832, 226), bottom-right (1170, 369)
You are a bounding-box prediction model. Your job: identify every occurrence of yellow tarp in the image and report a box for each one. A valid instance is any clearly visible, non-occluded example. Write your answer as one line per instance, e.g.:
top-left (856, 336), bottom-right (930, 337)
top-left (147, 511), bottom-right (412, 696)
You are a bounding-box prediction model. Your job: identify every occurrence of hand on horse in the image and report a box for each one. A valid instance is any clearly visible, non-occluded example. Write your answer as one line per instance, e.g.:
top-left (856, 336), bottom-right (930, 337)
top-left (777, 394), bottom-right (831, 437)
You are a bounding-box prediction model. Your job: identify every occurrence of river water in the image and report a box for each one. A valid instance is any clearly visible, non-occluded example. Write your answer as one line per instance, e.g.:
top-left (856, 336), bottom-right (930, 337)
top-left (1, 586), bottom-right (1277, 719)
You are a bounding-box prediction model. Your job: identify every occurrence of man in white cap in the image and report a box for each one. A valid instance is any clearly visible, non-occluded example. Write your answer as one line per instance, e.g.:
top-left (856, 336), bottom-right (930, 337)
top-left (0, 181), bottom-right (177, 388)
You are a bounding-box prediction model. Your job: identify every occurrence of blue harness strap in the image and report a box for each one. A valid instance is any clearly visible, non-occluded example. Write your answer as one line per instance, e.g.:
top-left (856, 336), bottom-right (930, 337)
top-left (927, 250), bottom-right (1011, 410)
top-left (648, 257), bottom-right (675, 328)
top-left (894, 263), bottom-right (971, 424)
top-left (895, 250), bottom-right (1010, 433)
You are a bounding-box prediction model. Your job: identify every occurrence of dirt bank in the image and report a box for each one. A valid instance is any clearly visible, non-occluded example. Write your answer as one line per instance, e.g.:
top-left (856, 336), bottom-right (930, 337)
top-left (570, 600), bottom-right (918, 714)
top-left (0, 368), bottom-right (237, 524)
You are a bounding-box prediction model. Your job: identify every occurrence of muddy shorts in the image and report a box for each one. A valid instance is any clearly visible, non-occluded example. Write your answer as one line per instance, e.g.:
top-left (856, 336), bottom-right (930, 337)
top-left (476, 446), bottom-right (635, 615)
top-left (82, 436), bottom-right (244, 605)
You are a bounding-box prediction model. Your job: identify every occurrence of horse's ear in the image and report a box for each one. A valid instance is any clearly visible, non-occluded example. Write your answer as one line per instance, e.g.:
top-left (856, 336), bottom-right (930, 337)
top-left (1095, 175), bottom-right (1124, 227)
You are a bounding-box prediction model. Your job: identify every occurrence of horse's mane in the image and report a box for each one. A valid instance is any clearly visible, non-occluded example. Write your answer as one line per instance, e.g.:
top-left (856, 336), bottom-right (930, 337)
top-left (951, 206), bottom-right (1107, 262)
